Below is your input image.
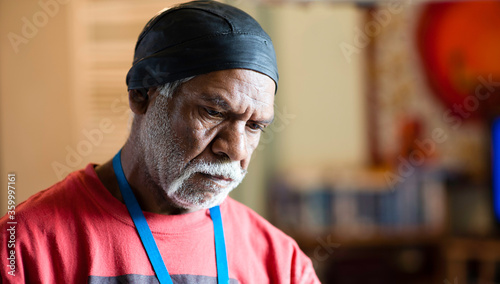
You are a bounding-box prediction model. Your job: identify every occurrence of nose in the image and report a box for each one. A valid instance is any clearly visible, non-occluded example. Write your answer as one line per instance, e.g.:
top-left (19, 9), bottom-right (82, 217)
top-left (211, 122), bottom-right (249, 167)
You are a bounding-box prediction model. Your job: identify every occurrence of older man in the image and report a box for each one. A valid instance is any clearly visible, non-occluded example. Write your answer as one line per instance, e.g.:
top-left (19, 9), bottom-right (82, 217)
top-left (0, 1), bottom-right (320, 283)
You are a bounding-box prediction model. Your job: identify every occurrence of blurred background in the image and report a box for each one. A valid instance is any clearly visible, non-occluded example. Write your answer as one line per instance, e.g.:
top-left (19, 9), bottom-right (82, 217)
top-left (2, 0), bottom-right (500, 283)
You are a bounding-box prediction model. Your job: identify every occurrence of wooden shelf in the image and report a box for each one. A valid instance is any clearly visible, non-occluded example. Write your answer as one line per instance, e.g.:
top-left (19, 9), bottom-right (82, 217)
top-left (287, 229), bottom-right (445, 249)
top-left (444, 238), bottom-right (500, 283)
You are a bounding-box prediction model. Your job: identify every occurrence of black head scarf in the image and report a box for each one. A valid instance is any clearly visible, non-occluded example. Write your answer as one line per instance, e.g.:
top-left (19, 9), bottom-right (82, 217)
top-left (126, 0), bottom-right (279, 92)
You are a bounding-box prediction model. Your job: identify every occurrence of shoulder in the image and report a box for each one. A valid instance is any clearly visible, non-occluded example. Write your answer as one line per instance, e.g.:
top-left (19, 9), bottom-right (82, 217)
top-left (223, 198), bottom-right (287, 233)
top-left (222, 197), bottom-right (301, 249)
top-left (15, 166), bottom-right (89, 213)
top-left (0, 164), bottom-right (104, 256)
top-left (0, 164), bottom-right (97, 231)
top-left (221, 198), bottom-right (321, 283)
top-left (0, 165), bottom-right (102, 283)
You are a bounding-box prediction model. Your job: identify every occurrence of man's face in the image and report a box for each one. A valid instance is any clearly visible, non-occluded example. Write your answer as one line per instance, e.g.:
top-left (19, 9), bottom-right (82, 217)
top-left (139, 69), bottom-right (275, 211)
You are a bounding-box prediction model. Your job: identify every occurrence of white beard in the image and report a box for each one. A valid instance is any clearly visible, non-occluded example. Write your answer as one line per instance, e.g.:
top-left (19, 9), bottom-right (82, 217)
top-left (167, 160), bottom-right (246, 210)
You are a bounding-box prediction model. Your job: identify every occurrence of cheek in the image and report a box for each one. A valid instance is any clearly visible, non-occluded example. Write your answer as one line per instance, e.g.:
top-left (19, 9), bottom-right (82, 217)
top-left (169, 109), bottom-right (202, 149)
top-left (174, 122), bottom-right (214, 155)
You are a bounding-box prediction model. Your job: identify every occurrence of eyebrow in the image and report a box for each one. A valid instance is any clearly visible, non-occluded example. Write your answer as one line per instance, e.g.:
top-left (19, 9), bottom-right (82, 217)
top-left (201, 95), bottom-right (231, 111)
top-left (200, 94), bottom-right (275, 124)
top-left (260, 116), bottom-right (275, 125)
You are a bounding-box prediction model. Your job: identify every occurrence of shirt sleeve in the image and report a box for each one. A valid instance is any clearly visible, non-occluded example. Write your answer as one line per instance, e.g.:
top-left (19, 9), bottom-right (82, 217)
top-left (291, 242), bottom-right (322, 284)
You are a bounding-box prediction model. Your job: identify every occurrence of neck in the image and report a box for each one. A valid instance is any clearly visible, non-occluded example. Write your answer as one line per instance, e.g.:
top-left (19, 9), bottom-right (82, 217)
top-left (95, 141), bottom-right (198, 215)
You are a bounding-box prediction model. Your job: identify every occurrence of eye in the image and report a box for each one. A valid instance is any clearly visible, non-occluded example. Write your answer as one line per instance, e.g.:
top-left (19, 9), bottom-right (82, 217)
top-left (205, 108), bottom-right (223, 118)
top-left (248, 122), bottom-right (266, 133)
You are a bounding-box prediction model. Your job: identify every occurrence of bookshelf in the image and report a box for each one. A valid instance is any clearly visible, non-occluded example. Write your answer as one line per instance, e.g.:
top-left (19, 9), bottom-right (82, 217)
top-left (268, 166), bottom-right (448, 283)
top-left (269, 166), bottom-right (447, 239)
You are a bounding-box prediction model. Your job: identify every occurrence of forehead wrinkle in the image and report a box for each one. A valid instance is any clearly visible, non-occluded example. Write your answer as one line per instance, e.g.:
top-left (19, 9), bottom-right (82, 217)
top-left (233, 75), bottom-right (274, 107)
top-left (243, 92), bottom-right (273, 108)
top-left (201, 88), bottom-right (272, 111)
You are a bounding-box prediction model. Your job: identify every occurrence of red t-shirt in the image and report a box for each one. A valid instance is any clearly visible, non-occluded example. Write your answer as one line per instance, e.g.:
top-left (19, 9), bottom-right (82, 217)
top-left (0, 164), bottom-right (320, 283)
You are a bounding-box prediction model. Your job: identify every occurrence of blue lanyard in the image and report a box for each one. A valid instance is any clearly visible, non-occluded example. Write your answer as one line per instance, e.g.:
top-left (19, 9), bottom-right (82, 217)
top-left (112, 150), bottom-right (229, 284)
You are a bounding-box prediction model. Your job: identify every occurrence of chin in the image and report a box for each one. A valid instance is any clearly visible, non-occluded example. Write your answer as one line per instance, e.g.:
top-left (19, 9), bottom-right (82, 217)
top-left (170, 191), bottom-right (229, 211)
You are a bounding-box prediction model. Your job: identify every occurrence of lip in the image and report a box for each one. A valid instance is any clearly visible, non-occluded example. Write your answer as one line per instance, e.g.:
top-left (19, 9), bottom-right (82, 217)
top-left (200, 173), bottom-right (233, 184)
top-left (209, 174), bottom-right (233, 182)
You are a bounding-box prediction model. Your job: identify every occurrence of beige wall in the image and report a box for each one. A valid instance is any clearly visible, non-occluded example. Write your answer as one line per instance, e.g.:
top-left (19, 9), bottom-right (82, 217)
top-left (0, 0), bottom-right (74, 214)
top-left (269, 3), bottom-right (366, 170)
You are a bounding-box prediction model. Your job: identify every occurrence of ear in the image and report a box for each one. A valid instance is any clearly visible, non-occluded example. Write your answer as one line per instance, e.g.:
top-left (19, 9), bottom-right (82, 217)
top-left (128, 88), bottom-right (157, 114)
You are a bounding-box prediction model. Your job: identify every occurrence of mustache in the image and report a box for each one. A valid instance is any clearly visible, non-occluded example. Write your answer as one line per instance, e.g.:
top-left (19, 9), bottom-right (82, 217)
top-left (188, 161), bottom-right (247, 181)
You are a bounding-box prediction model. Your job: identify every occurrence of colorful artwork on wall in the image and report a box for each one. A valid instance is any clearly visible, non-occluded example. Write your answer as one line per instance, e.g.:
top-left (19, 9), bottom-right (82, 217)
top-left (417, 1), bottom-right (500, 121)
